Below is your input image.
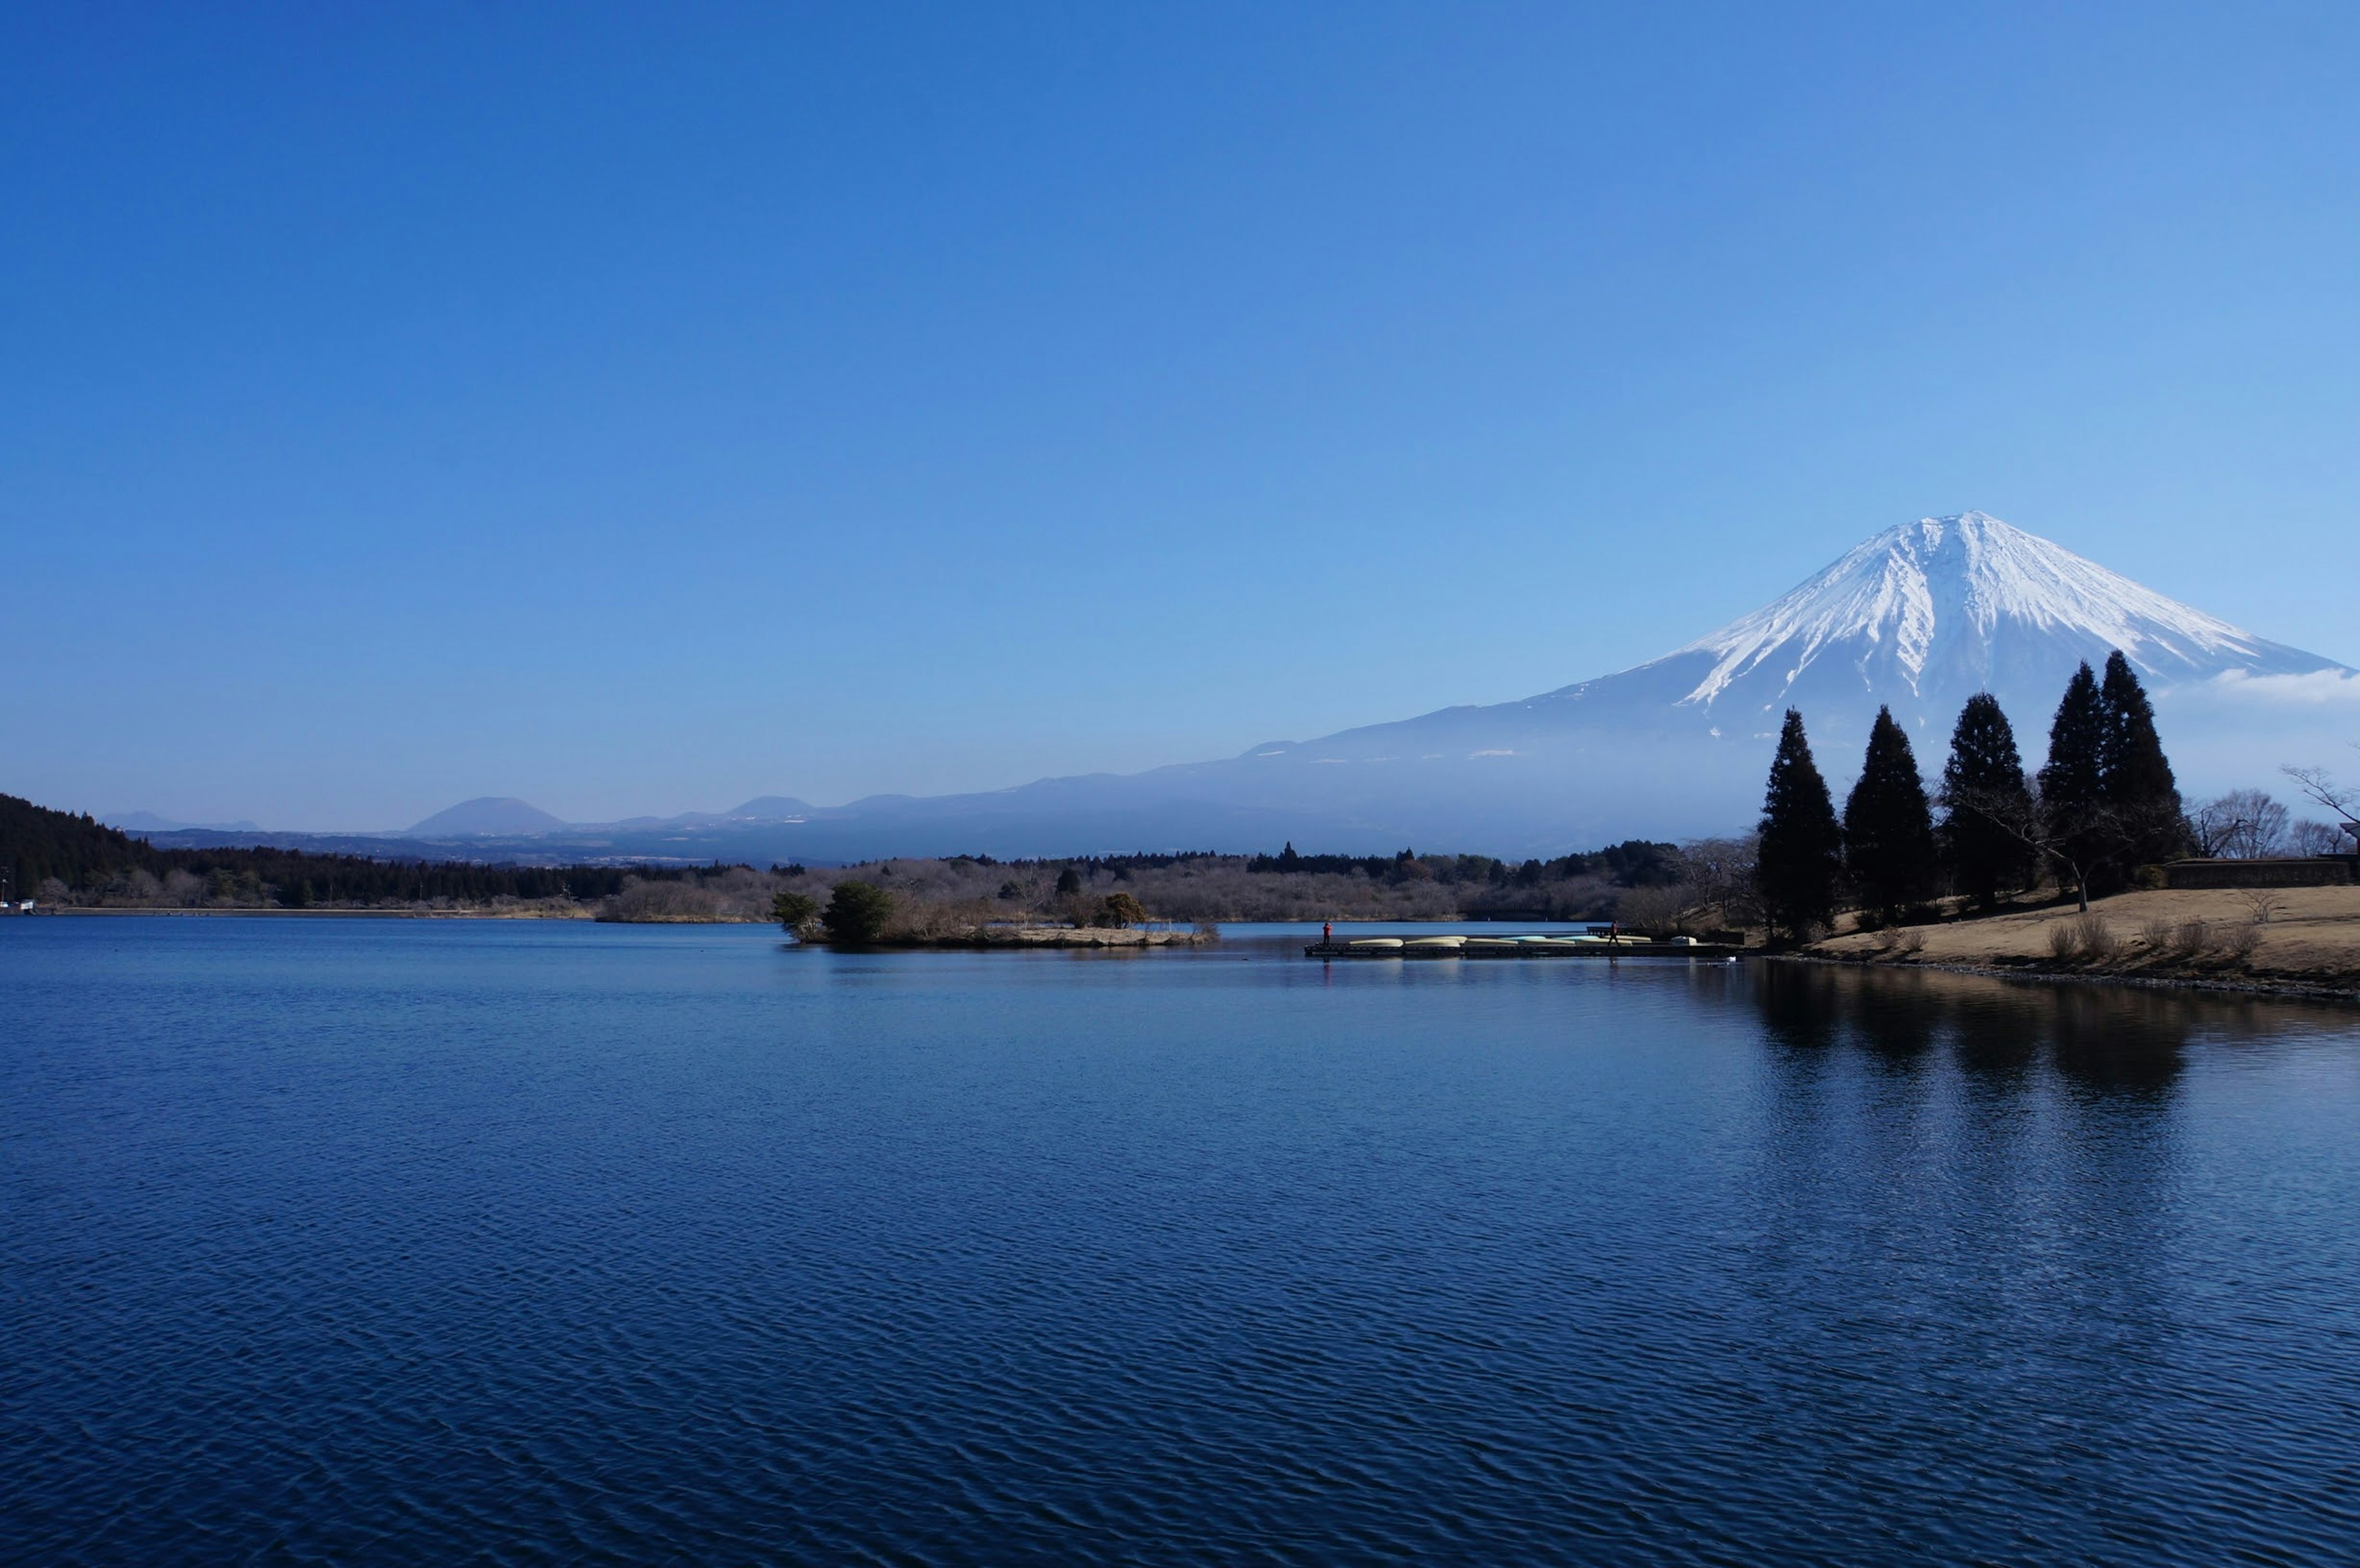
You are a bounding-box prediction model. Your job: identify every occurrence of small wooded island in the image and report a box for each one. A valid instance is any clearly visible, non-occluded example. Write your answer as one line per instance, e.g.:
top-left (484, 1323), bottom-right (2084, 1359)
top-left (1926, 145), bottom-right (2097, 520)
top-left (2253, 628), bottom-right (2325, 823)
top-left (772, 876), bottom-right (1217, 949)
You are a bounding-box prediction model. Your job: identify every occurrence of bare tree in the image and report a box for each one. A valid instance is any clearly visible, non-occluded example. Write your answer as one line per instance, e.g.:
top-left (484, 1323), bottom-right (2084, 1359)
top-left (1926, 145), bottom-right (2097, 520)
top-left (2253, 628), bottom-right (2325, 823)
top-left (2286, 820), bottom-right (2346, 856)
top-left (2281, 754), bottom-right (2360, 854)
top-left (2189, 789), bottom-right (2288, 858)
top-left (1680, 835), bottom-right (1762, 928)
top-left (1945, 781), bottom-right (2107, 912)
top-left (1612, 882), bottom-right (1696, 936)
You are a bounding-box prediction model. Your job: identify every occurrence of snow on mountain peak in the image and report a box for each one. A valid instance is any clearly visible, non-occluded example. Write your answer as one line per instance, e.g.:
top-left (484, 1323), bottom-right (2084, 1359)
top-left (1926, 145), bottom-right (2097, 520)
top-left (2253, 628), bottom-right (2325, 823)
top-left (1668, 512), bottom-right (2286, 710)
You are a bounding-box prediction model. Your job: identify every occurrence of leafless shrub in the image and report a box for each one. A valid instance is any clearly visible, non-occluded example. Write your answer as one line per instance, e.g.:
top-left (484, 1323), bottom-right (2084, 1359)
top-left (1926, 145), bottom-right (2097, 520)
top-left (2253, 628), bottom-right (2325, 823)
top-left (2238, 889), bottom-right (2285, 925)
top-left (1892, 928), bottom-right (1926, 957)
top-left (2047, 912), bottom-right (2120, 963)
top-left (599, 866), bottom-right (785, 923)
top-left (884, 898), bottom-right (999, 940)
top-left (2171, 919), bottom-right (2214, 958)
top-left (2225, 920), bottom-right (2262, 961)
top-left (2140, 914), bottom-right (2179, 952)
top-left (2073, 913), bottom-right (2122, 963)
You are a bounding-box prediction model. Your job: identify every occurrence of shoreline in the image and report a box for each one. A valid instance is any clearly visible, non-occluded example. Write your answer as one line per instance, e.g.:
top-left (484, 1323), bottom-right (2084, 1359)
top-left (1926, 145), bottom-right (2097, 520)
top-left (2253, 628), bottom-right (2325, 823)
top-left (1775, 951), bottom-right (2360, 1006)
top-left (31, 905), bottom-right (599, 920)
top-left (833, 927), bottom-right (1216, 950)
top-left (1798, 885), bottom-right (2360, 1006)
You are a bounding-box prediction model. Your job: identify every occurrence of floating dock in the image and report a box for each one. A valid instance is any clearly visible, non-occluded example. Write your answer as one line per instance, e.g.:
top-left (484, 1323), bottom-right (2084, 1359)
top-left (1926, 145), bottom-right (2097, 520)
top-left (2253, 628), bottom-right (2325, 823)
top-left (1305, 934), bottom-right (1744, 960)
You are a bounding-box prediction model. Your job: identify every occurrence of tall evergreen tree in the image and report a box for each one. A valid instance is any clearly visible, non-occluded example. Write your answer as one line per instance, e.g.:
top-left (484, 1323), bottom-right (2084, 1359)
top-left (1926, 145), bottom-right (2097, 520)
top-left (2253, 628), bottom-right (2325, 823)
top-left (2097, 650), bottom-right (2185, 874)
top-left (2038, 661), bottom-right (2108, 901)
top-left (1844, 706), bottom-right (1937, 922)
top-left (1756, 709), bottom-right (1843, 940)
top-left (1937, 693), bottom-right (2036, 908)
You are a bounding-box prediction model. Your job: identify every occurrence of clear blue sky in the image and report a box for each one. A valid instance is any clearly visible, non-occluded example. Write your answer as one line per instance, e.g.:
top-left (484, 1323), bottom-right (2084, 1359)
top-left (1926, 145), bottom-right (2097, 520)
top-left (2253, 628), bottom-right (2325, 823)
top-left (8, 2), bottom-right (2358, 829)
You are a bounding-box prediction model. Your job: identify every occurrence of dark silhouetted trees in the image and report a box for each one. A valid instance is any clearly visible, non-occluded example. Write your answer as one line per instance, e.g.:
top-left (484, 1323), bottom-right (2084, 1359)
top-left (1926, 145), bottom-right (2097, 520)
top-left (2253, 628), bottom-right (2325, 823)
top-left (2038, 661), bottom-right (2110, 900)
top-left (1756, 709), bottom-right (1843, 939)
top-left (819, 880), bottom-right (895, 944)
top-left (0, 792), bottom-right (641, 908)
top-left (1938, 693), bottom-right (2037, 908)
top-left (2098, 651), bottom-right (2185, 874)
top-left (1844, 707), bottom-right (1936, 922)
top-left (2031, 654), bottom-right (2186, 899)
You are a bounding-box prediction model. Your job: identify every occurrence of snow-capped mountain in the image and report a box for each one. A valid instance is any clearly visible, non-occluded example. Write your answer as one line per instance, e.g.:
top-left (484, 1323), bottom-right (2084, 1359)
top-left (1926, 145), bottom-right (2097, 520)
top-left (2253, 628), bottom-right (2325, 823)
top-left (1576, 512), bottom-right (2330, 735)
top-left (174, 515), bottom-right (2358, 861)
top-left (715, 512), bottom-right (2349, 857)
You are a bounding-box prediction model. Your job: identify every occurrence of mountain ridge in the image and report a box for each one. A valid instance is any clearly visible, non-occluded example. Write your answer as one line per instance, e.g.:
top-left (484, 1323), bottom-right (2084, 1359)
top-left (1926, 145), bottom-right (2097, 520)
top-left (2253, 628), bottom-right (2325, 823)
top-left (139, 514), bottom-right (2360, 860)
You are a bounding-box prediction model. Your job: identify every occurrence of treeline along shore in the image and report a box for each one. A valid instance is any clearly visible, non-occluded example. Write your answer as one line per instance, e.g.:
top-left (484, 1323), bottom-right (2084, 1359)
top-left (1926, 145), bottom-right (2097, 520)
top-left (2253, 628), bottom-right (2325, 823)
top-left (10, 644), bottom-right (2352, 989)
top-left (1745, 650), bottom-right (2360, 994)
top-left (1, 794), bottom-right (661, 915)
top-left (2, 793), bottom-right (1697, 925)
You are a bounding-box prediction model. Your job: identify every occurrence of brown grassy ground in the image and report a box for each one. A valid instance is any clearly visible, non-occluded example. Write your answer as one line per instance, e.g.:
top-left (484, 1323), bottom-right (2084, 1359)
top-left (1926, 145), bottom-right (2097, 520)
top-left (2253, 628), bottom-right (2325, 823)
top-left (1811, 885), bottom-right (2360, 994)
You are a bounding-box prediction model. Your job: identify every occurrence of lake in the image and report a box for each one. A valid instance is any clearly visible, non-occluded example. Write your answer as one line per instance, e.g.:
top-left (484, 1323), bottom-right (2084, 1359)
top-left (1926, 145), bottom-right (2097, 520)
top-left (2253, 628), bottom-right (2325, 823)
top-left (4, 917), bottom-right (2357, 1564)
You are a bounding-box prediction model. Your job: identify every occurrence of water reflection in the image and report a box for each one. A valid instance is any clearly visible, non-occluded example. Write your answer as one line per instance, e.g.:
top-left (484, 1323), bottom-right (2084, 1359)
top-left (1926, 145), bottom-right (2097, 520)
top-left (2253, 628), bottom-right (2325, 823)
top-left (1734, 964), bottom-right (2229, 1558)
top-left (1748, 962), bottom-right (2225, 1094)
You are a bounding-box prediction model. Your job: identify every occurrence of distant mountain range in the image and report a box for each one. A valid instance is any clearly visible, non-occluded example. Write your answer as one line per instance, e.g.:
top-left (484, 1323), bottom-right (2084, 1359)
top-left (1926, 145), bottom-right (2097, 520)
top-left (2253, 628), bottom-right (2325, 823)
top-left (117, 514), bottom-right (2359, 863)
top-left (106, 811), bottom-right (265, 834)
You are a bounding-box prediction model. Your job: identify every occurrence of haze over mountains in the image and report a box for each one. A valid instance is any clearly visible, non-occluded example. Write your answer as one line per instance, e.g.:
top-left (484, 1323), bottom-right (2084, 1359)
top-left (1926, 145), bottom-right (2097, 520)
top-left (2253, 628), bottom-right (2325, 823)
top-left (403, 798), bottom-right (574, 839)
top-left (119, 515), bottom-right (2358, 863)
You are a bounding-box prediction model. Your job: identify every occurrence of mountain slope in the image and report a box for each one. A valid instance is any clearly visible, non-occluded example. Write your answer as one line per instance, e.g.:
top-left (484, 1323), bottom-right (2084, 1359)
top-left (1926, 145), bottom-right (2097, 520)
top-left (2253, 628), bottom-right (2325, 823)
top-left (1594, 512), bottom-right (2329, 729)
top-left (405, 797), bottom-right (572, 837)
top-left (220, 514), bottom-right (2358, 862)
top-left (720, 513), bottom-right (2349, 857)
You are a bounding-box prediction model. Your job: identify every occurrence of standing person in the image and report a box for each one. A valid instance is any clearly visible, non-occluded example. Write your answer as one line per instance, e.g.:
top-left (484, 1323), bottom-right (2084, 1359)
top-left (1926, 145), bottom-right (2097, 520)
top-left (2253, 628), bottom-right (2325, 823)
top-left (1322, 921), bottom-right (1332, 946)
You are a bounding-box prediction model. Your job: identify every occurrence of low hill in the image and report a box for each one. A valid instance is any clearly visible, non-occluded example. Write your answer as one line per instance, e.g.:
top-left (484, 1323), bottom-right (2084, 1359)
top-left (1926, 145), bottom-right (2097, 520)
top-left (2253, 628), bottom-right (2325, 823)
top-left (405, 797), bottom-right (572, 837)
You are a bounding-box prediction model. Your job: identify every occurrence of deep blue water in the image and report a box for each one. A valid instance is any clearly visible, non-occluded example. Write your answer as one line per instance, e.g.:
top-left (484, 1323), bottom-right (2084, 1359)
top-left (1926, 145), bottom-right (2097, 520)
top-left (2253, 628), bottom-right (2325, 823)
top-left (4, 917), bottom-right (2358, 1565)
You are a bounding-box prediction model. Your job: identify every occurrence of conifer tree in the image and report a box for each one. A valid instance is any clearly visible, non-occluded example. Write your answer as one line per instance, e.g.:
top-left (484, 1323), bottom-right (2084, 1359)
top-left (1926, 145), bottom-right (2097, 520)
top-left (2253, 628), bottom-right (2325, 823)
top-left (1844, 706), bottom-right (1936, 922)
top-left (1755, 709), bottom-right (1843, 940)
top-left (2097, 650), bottom-right (2185, 874)
top-left (1937, 693), bottom-right (2036, 908)
top-left (819, 879), bottom-right (896, 944)
top-left (2038, 661), bottom-right (2108, 900)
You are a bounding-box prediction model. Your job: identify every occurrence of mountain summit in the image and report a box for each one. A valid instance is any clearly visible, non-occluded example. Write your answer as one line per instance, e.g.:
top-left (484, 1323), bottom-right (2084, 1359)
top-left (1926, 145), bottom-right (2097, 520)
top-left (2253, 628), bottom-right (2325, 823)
top-left (718, 512), bottom-right (2348, 857)
top-left (404, 798), bottom-right (572, 837)
top-left (311, 515), bottom-right (2355, 861)
top-left (1614, 512), bottom-right (2329, 727)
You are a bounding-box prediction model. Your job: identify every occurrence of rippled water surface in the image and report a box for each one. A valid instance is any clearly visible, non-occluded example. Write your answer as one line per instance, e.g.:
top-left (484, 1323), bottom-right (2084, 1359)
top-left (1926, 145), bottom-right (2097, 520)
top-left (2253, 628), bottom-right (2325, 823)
top-left (6, 919), bottom-right (2359, 1564)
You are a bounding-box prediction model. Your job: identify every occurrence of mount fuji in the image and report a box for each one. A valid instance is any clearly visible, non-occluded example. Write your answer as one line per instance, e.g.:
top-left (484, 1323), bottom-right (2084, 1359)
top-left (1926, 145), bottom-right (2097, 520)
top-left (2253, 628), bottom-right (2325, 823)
top-left (721, 513), bottom-right (2351, 858)
top-left (159, 514), bottom-right (2355, 863)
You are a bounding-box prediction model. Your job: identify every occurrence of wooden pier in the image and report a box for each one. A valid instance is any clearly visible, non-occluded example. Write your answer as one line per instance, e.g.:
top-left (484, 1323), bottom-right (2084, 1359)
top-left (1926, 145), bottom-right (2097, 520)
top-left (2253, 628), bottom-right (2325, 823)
top-left (1305, 935), bottom-right (1745, 960)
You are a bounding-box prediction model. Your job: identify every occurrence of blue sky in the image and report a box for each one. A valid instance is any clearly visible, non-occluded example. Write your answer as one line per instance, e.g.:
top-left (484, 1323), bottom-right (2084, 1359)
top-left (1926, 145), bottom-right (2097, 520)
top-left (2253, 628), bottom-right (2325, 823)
top-left (7, 2), bottom-right (2358, 829)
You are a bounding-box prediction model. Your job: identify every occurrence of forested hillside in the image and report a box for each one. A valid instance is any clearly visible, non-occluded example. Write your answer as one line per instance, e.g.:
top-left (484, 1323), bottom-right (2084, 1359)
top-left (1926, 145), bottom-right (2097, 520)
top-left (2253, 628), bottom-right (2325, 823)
top-left (3, 792), bottom-right (1714, 923)
top-left (2, 794), bottom-right (637, 908)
